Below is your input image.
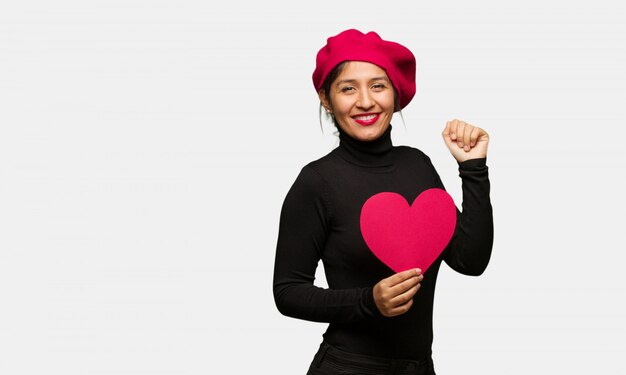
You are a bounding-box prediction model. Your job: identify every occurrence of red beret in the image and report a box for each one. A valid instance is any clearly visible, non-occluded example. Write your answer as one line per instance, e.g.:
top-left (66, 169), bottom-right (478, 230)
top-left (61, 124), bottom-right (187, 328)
top-left (312, 29), bottom-right (416, 110)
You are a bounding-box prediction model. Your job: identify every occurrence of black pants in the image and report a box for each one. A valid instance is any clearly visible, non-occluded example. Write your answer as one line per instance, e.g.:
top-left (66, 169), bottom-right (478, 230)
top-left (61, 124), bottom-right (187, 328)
top-left (306, 341), bottom-right (436, 375)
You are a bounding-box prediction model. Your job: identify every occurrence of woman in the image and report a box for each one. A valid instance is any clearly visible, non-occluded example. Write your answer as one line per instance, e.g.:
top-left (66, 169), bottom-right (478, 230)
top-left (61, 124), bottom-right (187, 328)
top-left (273, 29), bottom-right (493, 375)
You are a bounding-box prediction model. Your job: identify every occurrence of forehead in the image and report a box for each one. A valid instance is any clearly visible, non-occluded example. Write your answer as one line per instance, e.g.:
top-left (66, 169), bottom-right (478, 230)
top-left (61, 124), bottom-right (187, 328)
top-left (335, 61), bottom-right (389, 81)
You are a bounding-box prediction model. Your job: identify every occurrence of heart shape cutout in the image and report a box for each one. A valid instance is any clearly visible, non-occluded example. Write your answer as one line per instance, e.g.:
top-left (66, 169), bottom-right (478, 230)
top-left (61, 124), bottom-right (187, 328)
top-left (360, 188), bottom-right (456, 274)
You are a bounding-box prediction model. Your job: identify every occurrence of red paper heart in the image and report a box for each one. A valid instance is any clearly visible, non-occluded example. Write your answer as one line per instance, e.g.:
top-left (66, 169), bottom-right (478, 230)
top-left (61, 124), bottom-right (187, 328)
top-left (360, 188), bottom-right (457, 274)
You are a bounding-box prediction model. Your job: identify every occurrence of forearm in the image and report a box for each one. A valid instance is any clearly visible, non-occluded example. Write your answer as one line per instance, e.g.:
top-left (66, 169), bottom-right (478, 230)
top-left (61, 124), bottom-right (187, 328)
top-left (444, 158), bottom-right (494, 276)
top-left (273, 276), bottom-right (380, 323)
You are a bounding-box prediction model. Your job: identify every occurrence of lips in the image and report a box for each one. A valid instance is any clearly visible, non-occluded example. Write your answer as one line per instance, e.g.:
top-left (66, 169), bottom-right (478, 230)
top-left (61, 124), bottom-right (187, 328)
top-left (352, 113), bottom-right (380, 126)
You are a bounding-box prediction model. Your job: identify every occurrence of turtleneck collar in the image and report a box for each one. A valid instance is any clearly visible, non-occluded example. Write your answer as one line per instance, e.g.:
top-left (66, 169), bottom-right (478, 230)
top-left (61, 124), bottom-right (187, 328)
top-left (335, 124), bottom-right (394, 167)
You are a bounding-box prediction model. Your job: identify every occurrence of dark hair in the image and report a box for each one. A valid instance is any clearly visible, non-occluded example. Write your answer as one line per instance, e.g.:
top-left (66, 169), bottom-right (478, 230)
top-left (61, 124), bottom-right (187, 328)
top-left (320, 61), bottom-right (348, 105)
top-left (318, 62), bottom-right (347, 131)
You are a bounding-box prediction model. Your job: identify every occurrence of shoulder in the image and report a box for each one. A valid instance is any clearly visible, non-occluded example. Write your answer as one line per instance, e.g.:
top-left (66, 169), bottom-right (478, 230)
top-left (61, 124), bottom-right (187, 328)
top-left (393, 145), bottom-right (434, 166)
top-left (301, 148), bottom-right (342, 178)
top-left (281, 158), bottom-right (334, 218)
top-left (288, 151), bottom-right (336, 195)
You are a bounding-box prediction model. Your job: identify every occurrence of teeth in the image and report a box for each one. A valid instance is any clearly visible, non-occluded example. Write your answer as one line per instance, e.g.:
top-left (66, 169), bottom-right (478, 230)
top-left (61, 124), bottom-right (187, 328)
top-left (355, 114), bottom-right (377, 120)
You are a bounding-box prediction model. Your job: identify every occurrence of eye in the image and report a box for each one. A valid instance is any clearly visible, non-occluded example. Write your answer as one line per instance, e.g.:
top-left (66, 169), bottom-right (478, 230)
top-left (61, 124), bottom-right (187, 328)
top-left (340, 86), bottom-right (355, 93)
top-left (371, 83), bottom-right (386, 90)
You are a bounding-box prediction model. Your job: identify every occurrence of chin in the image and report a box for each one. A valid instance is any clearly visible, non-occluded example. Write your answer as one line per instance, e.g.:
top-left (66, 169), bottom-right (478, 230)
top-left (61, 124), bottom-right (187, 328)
top-left (355, 124), bottom-right (387, 141)
top-left (338, 119), bottom-right (390, 142)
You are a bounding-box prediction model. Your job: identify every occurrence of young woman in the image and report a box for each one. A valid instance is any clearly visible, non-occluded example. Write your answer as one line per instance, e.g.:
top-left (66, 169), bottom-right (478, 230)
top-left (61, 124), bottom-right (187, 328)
top-left (273, 29), bottom-right (494, 375)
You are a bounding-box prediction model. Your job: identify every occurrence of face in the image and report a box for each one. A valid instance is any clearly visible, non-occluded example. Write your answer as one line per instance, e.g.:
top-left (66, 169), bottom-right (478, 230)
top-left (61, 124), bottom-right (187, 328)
top-left (319, 61), bottom-right (396, 142)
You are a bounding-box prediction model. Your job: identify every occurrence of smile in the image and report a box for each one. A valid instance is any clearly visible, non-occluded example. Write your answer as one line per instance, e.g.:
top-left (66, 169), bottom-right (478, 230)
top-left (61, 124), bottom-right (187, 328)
top-left (352, 113), bottom-right (381, 126)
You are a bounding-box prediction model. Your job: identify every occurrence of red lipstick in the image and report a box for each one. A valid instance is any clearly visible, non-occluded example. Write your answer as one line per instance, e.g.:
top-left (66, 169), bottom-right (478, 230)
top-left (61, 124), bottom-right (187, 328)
top-left (352, 113), bottom-right (380, 126)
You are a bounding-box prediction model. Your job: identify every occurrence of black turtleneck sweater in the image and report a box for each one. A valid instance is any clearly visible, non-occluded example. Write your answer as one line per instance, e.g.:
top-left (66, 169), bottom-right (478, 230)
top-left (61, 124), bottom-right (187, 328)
top-left (273, 125), bottom-right (493, 360)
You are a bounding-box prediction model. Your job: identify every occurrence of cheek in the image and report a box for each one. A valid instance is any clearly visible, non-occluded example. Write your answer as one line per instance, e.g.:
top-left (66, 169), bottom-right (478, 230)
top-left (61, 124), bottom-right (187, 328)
top-left (379, 93), bottom-right (395, 112)
top-left (332, 98), bottom-right (353, 116)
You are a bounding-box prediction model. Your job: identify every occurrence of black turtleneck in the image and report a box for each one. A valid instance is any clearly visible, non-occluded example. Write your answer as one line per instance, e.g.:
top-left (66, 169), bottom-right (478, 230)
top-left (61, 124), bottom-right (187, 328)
top-left (335, 124), bottom-right (394, 167)
top-left (273, 125), bottom-right (493, 360)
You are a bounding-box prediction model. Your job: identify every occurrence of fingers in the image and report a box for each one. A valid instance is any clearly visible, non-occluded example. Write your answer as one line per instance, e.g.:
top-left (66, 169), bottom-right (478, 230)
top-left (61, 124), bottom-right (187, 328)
top-left (444, 119), bottom-right (484, 152)
top-left (387, 295), bottom-right (415, 316)
top-left (446, 119), bottom-right (460, 141)
top-left (455, 121), bottom-right (466, 148)
top-left (385, 280), bottom-right (423, 317)
top-left (461, 125), bottom-right (471, 151)
top-left (388, 273), bottom-right (422, 296)
top-left (389, 282), bottom-right (421, 307)
top-left (384, 268), bottom-right (421, 287)
top-left (373, 268), bottom-right (426, 317)
top-left (469, 126), bottom-right (479, 149)
top-left (443, 120), bottom-right (461, 145)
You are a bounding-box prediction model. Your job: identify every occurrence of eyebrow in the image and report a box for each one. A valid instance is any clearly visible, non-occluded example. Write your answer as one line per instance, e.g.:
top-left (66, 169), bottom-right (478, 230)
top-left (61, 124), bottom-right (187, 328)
top-left (335, 76), bottom-right (390, 85)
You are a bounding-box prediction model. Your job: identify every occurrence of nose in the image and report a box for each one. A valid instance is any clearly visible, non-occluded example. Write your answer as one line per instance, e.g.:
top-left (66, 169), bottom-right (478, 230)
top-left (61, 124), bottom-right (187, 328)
top-left (356, 89), bottom-right (374, 110)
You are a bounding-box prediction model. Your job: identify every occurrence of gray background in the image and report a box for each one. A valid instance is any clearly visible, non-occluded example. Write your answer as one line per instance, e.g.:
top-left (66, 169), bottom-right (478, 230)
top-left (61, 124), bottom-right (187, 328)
top-left (1, 1), bottom-right (624, 374)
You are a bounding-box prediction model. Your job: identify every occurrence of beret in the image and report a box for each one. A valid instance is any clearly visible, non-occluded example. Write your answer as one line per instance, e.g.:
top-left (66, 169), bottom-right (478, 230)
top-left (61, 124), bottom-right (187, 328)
top-left (312, 29), bottom-right (416, 110)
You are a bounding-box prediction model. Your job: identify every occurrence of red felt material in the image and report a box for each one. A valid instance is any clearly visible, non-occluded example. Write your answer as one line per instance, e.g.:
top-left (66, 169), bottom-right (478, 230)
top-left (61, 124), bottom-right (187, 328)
top-left (360, 188), bottom-right (456, 274)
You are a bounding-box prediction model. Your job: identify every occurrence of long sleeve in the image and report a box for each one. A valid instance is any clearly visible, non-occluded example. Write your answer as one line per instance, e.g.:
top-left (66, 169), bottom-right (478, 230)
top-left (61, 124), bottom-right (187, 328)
top-left (437, 158), bottom-right (494, 276)
top-left (272, 165), bottom-right (381, 323)
top-left (273, 129), bottom-right (493, 359)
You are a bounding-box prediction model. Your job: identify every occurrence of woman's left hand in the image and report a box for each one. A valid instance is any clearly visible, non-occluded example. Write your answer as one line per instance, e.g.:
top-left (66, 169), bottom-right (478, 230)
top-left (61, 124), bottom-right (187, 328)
top-left (442, 119), bottom-right (489, 163)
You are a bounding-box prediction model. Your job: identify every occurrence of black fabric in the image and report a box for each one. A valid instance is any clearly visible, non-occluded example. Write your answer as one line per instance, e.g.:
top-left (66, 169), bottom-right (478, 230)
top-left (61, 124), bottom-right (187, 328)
top-left (307, 341), bottom-right (436, 375)
top-left (273, 125), bottom-right (493, 360)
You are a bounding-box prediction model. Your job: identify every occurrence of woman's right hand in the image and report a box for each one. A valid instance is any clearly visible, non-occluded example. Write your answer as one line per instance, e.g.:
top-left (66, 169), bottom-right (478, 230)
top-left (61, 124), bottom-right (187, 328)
top-left (373, 268), bottom-right (423, 317)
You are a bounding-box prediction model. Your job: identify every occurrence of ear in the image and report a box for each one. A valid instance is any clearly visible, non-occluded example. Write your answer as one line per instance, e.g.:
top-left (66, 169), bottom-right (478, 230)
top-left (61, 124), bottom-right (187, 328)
top-left (318, 90), bottom-right (332, 113)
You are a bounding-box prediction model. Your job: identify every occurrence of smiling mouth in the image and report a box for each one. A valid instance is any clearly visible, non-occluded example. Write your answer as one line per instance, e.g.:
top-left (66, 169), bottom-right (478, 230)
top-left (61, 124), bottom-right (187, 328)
top-left (352, 113), bottom-right (380, 126)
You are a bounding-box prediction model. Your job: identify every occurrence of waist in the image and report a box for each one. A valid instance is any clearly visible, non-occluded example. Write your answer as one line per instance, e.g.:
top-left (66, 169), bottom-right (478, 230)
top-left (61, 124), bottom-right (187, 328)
top-left (324, 319), bottom-right (434, 360)
top-left (319, 341), bottom-right (434, 373)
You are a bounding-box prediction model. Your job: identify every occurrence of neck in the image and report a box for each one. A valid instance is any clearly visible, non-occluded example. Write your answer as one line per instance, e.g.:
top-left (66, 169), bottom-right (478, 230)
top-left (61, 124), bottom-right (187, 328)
top-left (335, 125), bottom-right (394, 167)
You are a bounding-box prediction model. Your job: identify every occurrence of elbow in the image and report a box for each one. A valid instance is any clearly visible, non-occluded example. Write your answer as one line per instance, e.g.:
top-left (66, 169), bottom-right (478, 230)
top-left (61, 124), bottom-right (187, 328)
top-left (273, 282), bottom-right (320, 321)
top-left (448, 250), bottom-right (492, 276)
top-left (273, 285), bottom-right (296, 318)
top-left (460, 238), bottom-right (493, 276)
top-left (464, 254), bottom-right (492, 276)
top-left (273, 287), bottom-right (287, 316)
top-left (464, 264), bottom-right (488, 277)
top-left (274, 297), bottom-right (290, 317)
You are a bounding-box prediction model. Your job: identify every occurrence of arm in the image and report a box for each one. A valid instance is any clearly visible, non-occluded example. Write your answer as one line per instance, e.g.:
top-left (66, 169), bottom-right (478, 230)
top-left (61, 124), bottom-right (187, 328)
top-left (272, 166), bottom-right (381, 323)
top-left (440, 158), bottom-right (494, 276)
top-left (437, 119), bottom-right (494, 275)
